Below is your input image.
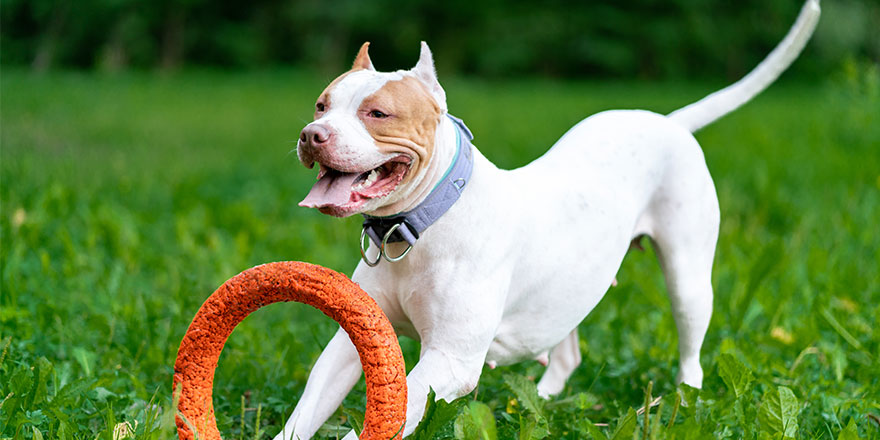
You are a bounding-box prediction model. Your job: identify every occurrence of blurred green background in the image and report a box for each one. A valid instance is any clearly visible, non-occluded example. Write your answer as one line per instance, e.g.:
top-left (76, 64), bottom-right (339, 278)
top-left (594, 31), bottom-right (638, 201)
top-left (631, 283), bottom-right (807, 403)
top-left (2, 1), bottom-right (880, 439)
top-left (1, 0), bottom-right (878, 78)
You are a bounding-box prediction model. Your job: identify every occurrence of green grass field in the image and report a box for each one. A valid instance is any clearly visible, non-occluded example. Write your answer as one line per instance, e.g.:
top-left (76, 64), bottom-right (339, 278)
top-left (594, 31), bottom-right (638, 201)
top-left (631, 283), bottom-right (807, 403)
top-left (1, 65), bottom-right (878, 439)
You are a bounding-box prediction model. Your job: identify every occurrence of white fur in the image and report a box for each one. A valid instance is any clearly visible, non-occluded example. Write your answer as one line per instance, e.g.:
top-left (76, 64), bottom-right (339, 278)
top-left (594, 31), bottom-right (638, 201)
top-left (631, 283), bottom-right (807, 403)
top-left (276, 3), bottom-right (819, 438)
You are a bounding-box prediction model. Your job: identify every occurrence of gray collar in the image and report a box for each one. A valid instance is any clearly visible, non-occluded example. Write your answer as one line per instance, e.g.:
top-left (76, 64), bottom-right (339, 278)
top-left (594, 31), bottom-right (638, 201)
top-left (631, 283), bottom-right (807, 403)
top-left (360, 114), bottom-right (474, 266)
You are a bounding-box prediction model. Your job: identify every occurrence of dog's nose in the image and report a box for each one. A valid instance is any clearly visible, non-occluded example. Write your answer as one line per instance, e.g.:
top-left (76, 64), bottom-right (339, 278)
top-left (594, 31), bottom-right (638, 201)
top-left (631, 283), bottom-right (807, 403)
top-left (300, 124), bottom-right (332, 148)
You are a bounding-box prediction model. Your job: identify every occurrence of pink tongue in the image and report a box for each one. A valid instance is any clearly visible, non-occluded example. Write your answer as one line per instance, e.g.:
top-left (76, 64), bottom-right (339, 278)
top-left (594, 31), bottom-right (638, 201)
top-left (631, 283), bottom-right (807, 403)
top-left (299, 172), bottom-right (361, 208)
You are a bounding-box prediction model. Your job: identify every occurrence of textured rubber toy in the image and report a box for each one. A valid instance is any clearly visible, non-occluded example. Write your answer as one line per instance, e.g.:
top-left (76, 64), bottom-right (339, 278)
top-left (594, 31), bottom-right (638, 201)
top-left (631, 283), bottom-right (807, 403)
top-left (173, 261), bottom-right (406, 440)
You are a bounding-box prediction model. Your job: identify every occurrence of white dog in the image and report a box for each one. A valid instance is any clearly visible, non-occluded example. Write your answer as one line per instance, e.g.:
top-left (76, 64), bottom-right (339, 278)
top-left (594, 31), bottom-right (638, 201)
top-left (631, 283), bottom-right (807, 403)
top-left (277, 1), bottom-right (820, 438)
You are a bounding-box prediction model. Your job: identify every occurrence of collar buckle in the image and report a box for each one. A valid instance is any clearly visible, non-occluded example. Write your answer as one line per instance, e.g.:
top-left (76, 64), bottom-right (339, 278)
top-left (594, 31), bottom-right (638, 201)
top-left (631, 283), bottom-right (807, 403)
top-left (360, 223), bottom-right (414, 266)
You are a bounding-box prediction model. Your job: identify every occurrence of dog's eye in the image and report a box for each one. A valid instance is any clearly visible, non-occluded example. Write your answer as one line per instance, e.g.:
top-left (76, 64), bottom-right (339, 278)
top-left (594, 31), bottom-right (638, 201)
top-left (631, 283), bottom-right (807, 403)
top-left (368, 110), bottom-right (388, 119)
top-left (316, 102), bottom-right (326, 112)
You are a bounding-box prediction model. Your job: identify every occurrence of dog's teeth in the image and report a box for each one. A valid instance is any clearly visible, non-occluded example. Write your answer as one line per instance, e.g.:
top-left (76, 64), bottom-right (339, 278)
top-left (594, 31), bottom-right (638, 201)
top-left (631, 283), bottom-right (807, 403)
top-left (353, 169), bottom-right (381, 191)
top-left (361, 169), bottom-right (379, 188)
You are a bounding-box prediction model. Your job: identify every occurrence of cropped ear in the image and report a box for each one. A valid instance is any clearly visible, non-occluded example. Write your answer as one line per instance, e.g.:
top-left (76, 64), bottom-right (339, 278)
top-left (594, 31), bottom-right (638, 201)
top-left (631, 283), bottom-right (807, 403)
top-left (352, 42), bottom-right (375, 71)
top-left (412, 41), bottom-right (447, 112)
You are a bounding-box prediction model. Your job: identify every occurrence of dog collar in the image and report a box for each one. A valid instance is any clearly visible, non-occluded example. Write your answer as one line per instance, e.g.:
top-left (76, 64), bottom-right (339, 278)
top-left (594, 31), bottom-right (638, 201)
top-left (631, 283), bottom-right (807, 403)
top-left (360, 114), bottom-right (474, 266)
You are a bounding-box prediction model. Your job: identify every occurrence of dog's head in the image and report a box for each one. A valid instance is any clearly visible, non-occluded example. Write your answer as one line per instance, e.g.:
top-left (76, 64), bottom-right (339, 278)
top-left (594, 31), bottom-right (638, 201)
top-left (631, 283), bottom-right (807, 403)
top-left (297, 42), bottom-right (448, 217)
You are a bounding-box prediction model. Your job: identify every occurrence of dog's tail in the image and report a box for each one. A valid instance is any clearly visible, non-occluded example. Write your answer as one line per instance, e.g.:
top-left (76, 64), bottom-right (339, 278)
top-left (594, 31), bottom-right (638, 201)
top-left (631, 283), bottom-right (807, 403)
top-left (668, 0), bottom-right (821, 133)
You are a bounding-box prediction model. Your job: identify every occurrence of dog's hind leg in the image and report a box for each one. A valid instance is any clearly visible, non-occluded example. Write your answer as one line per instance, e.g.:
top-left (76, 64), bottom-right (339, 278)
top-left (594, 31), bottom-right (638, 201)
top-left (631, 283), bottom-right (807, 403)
top-left (656, 246), bottom-right (715, 388)
top-left (536, 329), bottom-right (582, 398)
top-left (645, 162), bottom-right (719, 388)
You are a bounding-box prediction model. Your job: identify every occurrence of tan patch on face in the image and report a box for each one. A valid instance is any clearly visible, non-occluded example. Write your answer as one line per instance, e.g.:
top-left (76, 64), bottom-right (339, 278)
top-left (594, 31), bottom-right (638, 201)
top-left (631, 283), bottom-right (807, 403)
top-left (358, 76), bottom-right (443, 184)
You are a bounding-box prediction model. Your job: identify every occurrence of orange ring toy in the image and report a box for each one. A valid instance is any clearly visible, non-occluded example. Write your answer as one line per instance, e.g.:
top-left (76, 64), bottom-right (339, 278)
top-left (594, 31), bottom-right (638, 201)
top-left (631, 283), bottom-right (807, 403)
top-left (173, 261), bottom-right (407, 440)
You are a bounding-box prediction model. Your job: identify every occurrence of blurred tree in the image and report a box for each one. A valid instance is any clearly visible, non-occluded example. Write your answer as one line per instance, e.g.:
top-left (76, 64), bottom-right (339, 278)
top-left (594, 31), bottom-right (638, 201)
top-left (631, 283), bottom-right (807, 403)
top-left (156, 0), bottom-right (198, 71)
top-left (29, 0), bottom-right (70, 72)
top-left (1, 0), bottom-right (876, 78)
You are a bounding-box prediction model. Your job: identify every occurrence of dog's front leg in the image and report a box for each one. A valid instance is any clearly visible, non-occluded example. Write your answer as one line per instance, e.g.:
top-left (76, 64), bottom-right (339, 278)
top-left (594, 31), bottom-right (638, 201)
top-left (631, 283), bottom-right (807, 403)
top-left (390, 292), bottom-right (503, 437)
top-left (274, 327), bottom-right (362, 440)
top-left (400, 348), bottom-right (486, 436)
top-left (335, 347), bottom-right (487, 440)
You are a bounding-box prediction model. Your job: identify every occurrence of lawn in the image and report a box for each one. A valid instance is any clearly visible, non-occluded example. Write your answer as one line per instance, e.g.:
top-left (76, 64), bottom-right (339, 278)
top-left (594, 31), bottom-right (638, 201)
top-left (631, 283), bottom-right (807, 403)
top-left (1, 65), bottom-right (878, 439)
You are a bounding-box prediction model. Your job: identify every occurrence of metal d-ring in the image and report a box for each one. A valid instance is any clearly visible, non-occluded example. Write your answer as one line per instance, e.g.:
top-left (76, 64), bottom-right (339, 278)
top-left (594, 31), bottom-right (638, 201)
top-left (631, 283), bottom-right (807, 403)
top-left (360, 227), bottom-right (381, 267)
top-left (380, 223), bottom-right (414, 263)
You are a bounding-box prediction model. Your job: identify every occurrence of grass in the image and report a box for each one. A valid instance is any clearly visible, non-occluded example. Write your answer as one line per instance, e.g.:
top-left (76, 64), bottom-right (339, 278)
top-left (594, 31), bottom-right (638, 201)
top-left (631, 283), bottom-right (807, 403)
top-left (1, 63), bottom-right (878, 439)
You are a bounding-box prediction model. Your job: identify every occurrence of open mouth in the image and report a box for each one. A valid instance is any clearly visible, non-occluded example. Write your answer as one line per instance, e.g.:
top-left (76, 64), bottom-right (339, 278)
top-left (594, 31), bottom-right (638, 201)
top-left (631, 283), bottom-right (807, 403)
top-left (299, 156), bottom-right (411, 216)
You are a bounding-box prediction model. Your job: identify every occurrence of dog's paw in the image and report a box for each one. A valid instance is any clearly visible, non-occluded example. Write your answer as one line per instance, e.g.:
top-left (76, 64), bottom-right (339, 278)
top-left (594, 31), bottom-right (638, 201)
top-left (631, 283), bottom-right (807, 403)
top-left (536, 378), bottom-right (564, 399)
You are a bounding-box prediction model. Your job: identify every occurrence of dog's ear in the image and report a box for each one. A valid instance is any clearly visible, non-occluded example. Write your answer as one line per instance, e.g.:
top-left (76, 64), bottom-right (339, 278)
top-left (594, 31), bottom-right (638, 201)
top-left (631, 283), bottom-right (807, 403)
top-left (412, 41), bottom-right (447, 112)
top-left (352, 42), bottom-right (375, 71)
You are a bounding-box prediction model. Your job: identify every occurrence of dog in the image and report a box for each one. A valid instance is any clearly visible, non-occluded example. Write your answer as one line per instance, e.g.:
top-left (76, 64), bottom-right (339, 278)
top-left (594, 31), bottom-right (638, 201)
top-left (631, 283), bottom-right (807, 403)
top-left (276, 2), bottom-right (820, 438)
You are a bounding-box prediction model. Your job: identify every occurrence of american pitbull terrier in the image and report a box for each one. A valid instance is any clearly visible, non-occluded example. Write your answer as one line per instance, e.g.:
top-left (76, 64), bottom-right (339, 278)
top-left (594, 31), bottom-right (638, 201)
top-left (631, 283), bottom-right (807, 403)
top-left (277, 1), bottom-right (819, 438)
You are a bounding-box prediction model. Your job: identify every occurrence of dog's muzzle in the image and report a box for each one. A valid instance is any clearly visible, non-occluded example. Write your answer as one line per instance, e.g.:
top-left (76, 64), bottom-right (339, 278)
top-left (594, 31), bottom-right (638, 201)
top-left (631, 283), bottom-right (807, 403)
top-left (298, 123), bottom-right (334, 168)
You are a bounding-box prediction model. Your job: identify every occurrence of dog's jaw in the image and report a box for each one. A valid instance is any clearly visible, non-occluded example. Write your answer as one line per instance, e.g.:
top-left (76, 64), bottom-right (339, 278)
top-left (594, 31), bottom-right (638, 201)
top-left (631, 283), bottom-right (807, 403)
top-left (299, 155), bottom-right (413, 217)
